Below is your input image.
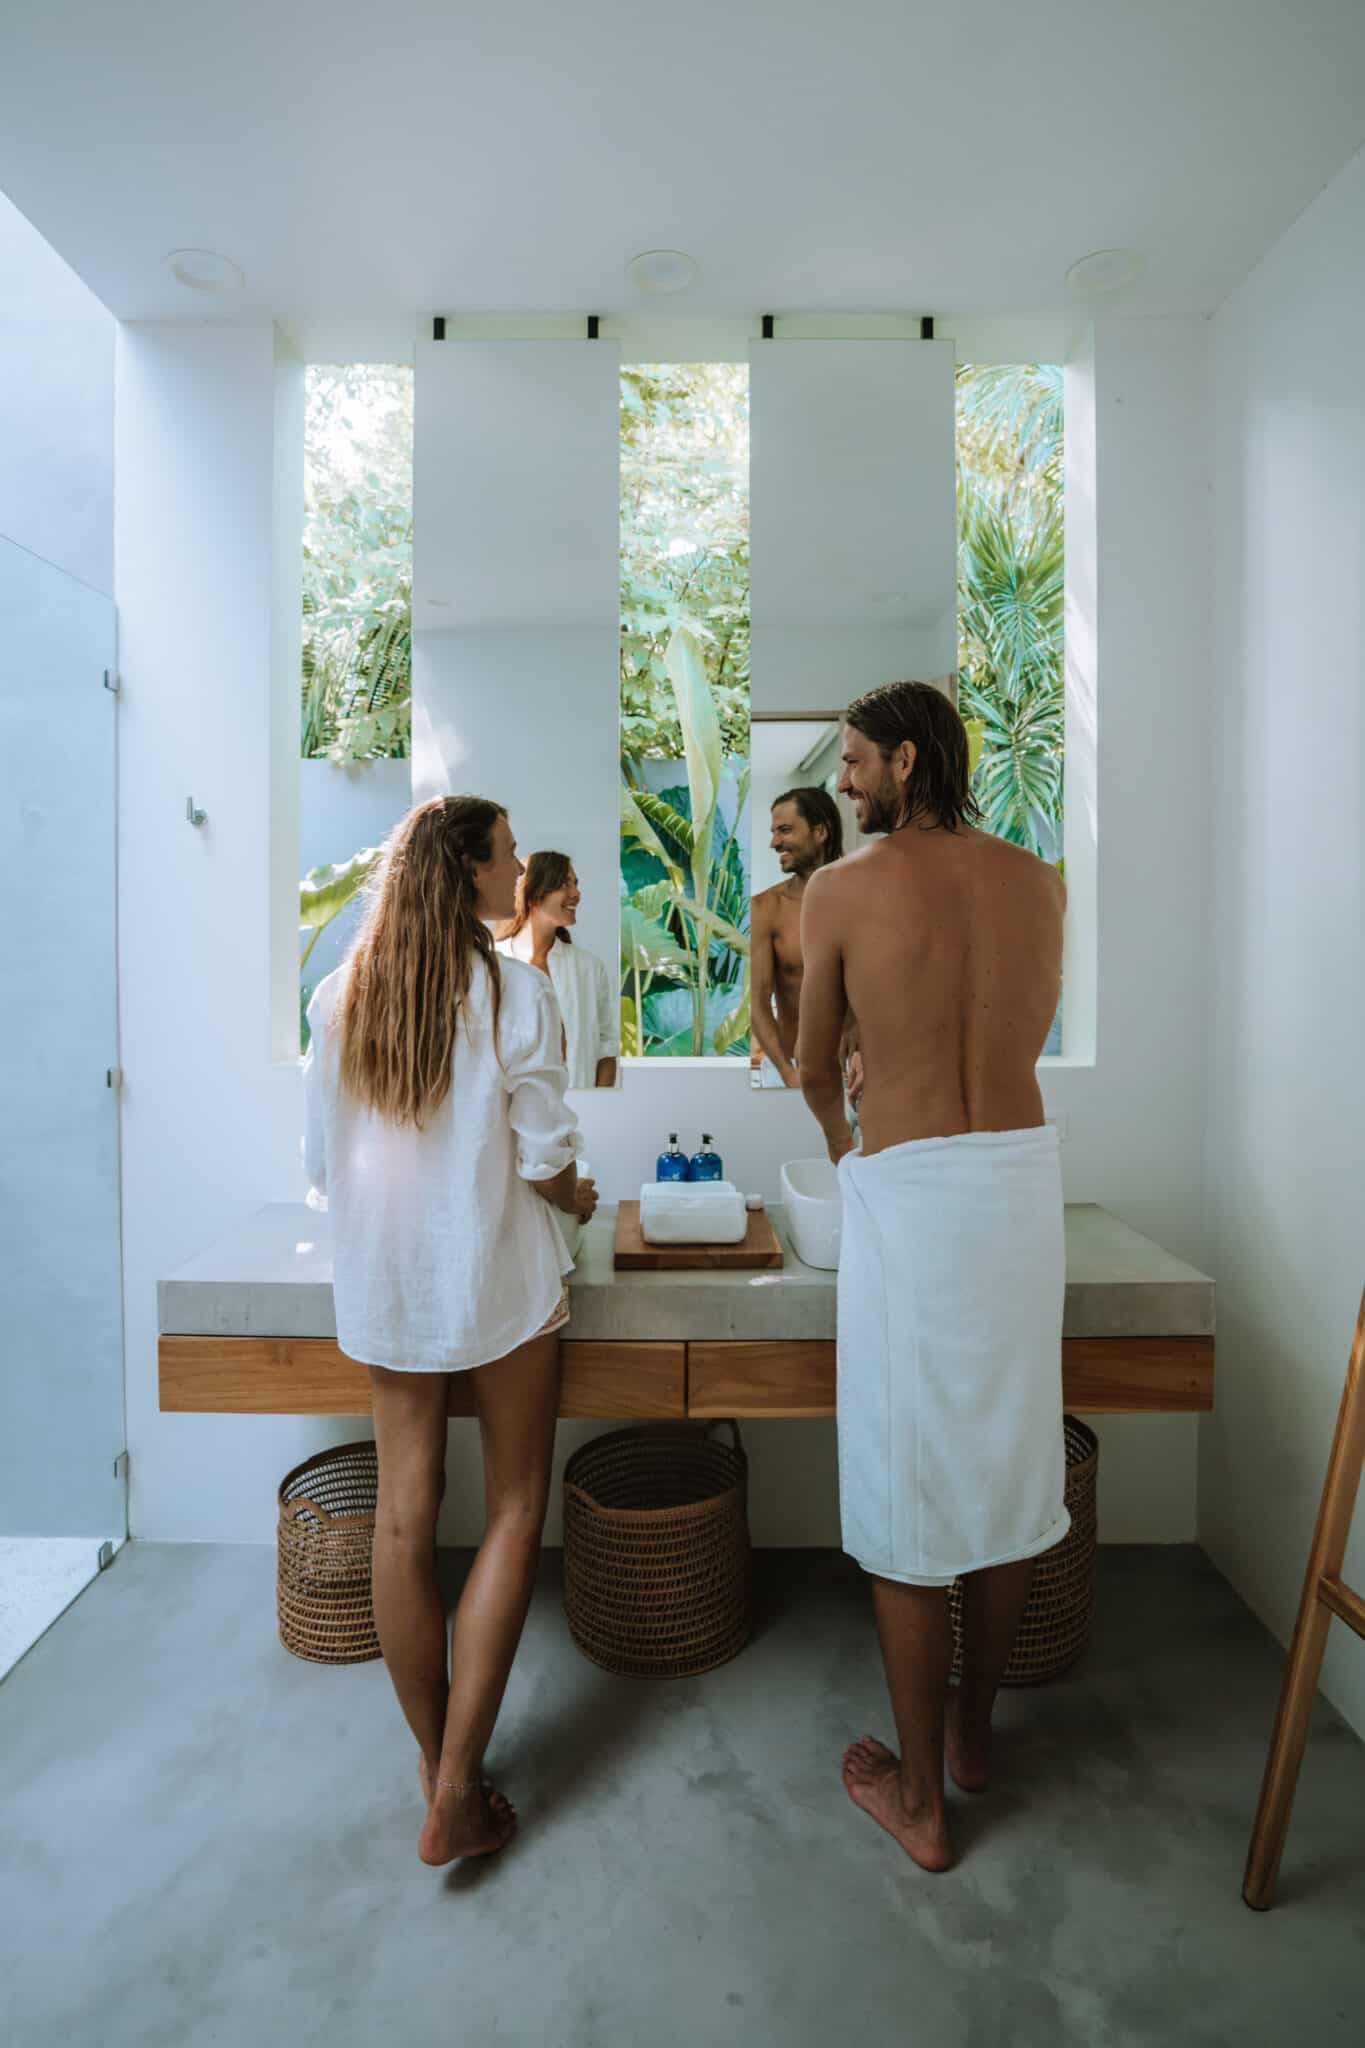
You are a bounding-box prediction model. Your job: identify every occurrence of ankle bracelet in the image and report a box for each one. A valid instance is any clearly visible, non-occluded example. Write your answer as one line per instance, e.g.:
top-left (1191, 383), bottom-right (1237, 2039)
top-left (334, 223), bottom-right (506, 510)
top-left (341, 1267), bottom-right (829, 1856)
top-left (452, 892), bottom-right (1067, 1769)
top-left (437, 1776), bottom-right (480, 1795)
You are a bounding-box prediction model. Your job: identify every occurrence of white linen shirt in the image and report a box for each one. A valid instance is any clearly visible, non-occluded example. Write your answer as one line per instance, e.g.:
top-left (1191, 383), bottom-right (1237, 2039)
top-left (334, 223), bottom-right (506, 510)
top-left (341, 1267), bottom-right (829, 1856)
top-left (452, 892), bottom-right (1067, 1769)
top-left (302, 955), bottom-right (580, 1372)
top-left (495, 931), bottom-right (619, 1089)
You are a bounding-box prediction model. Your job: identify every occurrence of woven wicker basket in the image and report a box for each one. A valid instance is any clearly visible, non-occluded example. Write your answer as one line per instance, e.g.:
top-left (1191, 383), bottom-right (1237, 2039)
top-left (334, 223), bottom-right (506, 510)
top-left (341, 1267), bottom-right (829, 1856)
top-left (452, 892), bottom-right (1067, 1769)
top-left (949, 1415), bottom-right (1098, 1686)
top-left (563, 1422), bottom-right (752, 1679)
top-left (277, 1440), bottom-right (382, 1665)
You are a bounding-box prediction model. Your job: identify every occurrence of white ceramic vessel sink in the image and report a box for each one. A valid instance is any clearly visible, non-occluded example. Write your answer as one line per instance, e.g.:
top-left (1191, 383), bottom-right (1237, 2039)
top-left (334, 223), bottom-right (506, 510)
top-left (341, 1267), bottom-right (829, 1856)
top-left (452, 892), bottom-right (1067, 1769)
top-left (780, 1157), bottom-right (843, 1270)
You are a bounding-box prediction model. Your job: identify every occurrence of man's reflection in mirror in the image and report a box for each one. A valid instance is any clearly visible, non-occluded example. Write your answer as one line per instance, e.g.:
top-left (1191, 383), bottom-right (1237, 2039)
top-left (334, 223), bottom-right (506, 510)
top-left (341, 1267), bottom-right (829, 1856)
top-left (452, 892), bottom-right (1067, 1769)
top-left (750, 788), bottom-right (844, 1088)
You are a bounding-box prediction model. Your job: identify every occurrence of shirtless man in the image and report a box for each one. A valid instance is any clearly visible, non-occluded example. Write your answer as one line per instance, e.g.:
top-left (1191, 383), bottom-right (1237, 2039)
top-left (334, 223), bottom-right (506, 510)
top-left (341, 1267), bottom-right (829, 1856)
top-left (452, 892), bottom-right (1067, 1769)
top-left (797, 680), bottom-right (1065, 1875)
top-left (749, 787), bottom-right (843, 1087)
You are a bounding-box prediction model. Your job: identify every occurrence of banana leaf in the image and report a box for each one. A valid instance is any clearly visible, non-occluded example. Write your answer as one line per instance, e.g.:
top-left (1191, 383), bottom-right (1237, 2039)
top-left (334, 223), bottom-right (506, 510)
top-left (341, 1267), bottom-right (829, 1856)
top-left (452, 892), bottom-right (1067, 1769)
top-left (299, 845), bottom-right (383, 928)
top-left (642, 986), bottom-right (749, 1054)
top-left (620, 903), bottom-right (693, 981)
top-left (712, 962), bottom-right (751, 1056)
top-left (675, 900), bottom-right (749, 958)
top-left (298, 843), bottom-right (384, 972)
top-left (666, 625), bottom-right (722, 906)
top-left (620, 784), bottom-right (684, 885)
top-left (619, 995), bottom-right (641, 1058)
top-left (629, 881), bottom-right (676, 923)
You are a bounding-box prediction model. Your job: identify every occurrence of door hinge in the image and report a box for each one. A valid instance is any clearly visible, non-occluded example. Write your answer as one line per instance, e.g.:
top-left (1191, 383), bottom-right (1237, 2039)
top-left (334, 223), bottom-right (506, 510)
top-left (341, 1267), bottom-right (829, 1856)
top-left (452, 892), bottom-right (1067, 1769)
top-left (106, 1066), bottom-right (123, 1090)
top-left (103, 668), bottom-right (120, 694)
top-left (113, 1451), bottom-right (129, 1483)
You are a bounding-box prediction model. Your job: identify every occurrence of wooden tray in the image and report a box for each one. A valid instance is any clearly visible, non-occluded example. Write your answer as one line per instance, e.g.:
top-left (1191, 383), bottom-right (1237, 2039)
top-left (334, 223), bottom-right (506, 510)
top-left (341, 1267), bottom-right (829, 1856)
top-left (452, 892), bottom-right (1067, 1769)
top-left (613, 1200), bottom-right (784, 1271)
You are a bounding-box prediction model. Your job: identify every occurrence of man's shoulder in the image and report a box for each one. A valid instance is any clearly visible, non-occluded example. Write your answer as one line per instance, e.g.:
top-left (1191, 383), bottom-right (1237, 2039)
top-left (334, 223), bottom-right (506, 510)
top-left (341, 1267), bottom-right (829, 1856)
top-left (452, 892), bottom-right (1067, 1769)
top-left (807, 843), bottom-right (880, 893)
top-left (975, 830), bottom-right (1064, 894)
top-left (751, 881), bottom-right (789, 918)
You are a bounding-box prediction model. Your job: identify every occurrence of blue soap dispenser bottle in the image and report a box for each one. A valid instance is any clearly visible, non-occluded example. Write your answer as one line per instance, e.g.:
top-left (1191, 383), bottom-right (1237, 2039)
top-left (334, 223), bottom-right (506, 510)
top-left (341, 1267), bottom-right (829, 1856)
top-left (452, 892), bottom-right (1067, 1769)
top-left (689, 1132), bottom-right (723, 1182)
top-left (656, 1132), bottom-right (690, 1183)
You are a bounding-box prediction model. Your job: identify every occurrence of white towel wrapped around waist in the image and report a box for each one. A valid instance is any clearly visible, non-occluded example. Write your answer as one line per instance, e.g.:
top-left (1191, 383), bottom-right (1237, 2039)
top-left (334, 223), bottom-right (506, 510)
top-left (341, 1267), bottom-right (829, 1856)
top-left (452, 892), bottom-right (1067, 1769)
top-left (836, 1125), bottom-right (1068, 1587)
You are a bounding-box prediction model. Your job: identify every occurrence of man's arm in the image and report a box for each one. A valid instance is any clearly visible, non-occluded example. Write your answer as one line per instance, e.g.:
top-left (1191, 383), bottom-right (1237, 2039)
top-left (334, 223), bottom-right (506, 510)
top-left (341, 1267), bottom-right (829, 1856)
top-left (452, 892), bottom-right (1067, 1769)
top-left (749, 890), bottom-right (799, 1087)
top-left (797, 870), bottom-right (854, 1162)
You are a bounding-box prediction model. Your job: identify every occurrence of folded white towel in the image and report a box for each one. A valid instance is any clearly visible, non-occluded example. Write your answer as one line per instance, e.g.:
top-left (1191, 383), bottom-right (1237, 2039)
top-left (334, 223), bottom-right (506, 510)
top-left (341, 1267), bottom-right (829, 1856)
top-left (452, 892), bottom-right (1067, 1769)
top-left (639, 1181), bottom-right (747, 1245)
top-left (836, 1126), bottom-right (1069, 1586)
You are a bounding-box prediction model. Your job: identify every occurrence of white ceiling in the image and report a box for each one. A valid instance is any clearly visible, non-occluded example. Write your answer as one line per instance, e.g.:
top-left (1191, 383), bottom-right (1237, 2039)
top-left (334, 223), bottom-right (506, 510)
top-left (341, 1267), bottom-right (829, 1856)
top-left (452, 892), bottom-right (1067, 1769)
top-left (2, 0), bottom-right (1363, 336)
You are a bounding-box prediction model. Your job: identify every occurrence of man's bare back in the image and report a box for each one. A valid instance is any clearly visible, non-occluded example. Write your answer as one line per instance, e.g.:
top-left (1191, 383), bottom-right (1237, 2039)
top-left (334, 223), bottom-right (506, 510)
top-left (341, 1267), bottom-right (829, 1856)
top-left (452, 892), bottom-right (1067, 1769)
top-left (800, 823), bottom-right (1063, 1157)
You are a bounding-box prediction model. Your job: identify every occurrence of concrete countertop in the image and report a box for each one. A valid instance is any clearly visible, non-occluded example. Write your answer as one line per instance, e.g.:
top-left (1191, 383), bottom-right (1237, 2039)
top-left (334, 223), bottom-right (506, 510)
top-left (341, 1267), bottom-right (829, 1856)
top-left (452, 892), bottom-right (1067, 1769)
top-left (159, 1201), bottom-right (1214, 1345)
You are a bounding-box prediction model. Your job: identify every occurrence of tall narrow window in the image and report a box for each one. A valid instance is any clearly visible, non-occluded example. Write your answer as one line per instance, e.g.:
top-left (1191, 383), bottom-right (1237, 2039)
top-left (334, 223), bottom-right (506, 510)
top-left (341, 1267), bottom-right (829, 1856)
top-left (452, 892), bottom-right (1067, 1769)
top-left (619, 364), bottom-right (751, 1059)
top-left (957, 364), bottom-right (1064, 1053)
top-left (298, 365), bottom-right (413, 1048)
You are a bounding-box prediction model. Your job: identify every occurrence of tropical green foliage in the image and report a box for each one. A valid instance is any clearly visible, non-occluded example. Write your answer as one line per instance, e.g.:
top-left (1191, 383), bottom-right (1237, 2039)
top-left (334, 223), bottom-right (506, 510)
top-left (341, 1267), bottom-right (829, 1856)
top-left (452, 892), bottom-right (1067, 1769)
top-left (620, 631), bottom-right (750, 1056)
top-left (619, 363), bottom-right (752, 1060)
top-left (302, 366), bottom-right (413, 762)
top-left (957, 364), bottom-right (1064, 855)
top-left (298, 843), bottom-right (383, 976)
top-left (620, 364), bottom-right (750, 773)
top-left (297, 843), bottom-right (384, 1048)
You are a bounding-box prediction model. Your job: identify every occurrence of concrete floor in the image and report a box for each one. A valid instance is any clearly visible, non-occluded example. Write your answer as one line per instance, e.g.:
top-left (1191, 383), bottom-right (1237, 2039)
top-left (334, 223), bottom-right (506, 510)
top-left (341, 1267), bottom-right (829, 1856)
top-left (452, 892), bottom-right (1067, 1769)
top-left (1, 1545), bottom-right (1362, 2048)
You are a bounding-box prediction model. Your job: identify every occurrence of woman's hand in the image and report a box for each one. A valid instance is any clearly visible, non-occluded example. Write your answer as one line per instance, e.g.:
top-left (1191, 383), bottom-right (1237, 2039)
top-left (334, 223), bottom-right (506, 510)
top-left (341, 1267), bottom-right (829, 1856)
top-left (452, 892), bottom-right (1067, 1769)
top-left (573, 1176), bottom-right (599, 1223)
top-left (844, 1048), bottom-right (864, 1110)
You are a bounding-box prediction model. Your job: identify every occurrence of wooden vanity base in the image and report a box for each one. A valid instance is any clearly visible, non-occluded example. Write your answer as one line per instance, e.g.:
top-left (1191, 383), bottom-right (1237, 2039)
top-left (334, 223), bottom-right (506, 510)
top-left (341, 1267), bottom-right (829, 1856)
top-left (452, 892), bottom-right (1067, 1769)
top-left (159, 1334), bottom-right (1213, 1419)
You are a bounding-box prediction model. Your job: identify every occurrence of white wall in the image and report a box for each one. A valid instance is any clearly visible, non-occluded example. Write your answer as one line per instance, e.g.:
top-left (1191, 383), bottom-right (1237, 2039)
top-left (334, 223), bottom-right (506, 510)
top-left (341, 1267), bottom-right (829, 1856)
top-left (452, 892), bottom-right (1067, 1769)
top-left (411, 339), bottom-right (622, 975)
top-left (0, 191), bottom-right (113, 596)
top-left (116, 322), bottom-right (333, 1542)
top-left (121, 314), bottom-right (1216, 1552)
top-left (1201, 146), bottom-right (1365, 1737)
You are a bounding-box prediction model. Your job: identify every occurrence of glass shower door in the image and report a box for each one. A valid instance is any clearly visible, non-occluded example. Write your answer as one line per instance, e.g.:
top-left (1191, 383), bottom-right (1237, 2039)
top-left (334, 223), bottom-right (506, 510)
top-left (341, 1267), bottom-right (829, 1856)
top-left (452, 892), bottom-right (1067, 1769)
top-left (0, 535), bottom-right (124, 1667)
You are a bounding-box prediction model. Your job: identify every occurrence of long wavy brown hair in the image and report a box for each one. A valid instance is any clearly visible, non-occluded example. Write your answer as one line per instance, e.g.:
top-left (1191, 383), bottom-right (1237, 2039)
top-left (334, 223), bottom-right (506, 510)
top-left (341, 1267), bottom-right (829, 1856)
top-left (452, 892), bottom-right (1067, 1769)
top-left (338, 795), bottom-right (506, 1127)
top-left (496, 849), bottom-right (575, 946)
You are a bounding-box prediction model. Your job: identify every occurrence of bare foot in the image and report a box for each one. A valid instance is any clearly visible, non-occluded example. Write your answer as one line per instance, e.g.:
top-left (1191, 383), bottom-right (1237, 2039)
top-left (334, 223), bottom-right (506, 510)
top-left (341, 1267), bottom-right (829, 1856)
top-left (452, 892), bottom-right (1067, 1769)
top-left (842, 1736), bottom-right (953, 1872)
top-left (418, 1780), bottom-right (517, 1867)
top-left (945, 1691), bottom-right (991, 1794)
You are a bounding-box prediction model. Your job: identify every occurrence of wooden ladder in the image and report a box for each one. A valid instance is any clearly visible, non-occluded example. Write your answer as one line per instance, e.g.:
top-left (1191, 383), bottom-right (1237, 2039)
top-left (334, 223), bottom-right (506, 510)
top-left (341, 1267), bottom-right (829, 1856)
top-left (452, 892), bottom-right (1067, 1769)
top-left (1243, 1286), bottom-right (1365, 1909)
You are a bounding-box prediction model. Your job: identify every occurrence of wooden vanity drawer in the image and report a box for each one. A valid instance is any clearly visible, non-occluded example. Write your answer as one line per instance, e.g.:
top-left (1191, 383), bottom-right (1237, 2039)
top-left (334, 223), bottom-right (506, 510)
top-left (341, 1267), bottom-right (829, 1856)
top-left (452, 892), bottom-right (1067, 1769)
top-left (683, 1336), bottom-right (1215, 1418)
top-left (555, 1341), bottom-right (686, 1418)
top-left (688, 1341), bottom-right (837, 1417)
top-left (158, 1336), bottom-right (686, 1419)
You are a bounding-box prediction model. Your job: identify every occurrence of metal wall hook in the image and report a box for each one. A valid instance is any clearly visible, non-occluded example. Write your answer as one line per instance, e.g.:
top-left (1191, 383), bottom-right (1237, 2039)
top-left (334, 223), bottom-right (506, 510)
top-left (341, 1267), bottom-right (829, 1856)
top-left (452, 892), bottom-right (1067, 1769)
top-left (186, 797), bottom-right (207, 827)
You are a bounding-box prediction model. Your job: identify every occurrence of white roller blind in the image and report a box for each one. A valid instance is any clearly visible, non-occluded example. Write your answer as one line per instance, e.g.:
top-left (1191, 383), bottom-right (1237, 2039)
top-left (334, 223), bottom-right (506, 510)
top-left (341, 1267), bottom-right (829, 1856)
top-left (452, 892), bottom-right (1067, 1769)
top-left (748, 338), bottom-right (957, 713)
top-left (411, 338), bottom-right (621, 977)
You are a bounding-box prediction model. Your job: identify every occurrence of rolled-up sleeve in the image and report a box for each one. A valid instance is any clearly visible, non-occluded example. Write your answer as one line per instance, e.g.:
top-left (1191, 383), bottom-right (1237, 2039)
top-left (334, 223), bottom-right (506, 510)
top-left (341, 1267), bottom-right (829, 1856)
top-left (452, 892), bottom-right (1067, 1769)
top-left (301, 992), bottom-right (328, 1202)
top-left (505, 980), bottom-right (582, 1180)
top-left (594, 952), bottom-right (620, 1061)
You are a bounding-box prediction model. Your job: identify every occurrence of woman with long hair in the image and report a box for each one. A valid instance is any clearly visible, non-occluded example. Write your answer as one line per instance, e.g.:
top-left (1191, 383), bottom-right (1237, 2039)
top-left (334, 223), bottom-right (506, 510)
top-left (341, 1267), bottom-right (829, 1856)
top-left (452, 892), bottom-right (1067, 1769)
top-left (496, 851), bottom-right (618, 1088)
top-left (302, 796), bottom-right (597, 1866)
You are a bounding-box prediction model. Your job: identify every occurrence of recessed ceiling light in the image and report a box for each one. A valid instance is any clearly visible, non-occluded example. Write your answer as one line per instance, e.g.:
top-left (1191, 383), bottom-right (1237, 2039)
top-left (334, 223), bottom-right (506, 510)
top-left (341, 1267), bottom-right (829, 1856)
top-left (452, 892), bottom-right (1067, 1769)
top-left (166, 247), bottom-right (244, 293)
top-left (626, 249), bottom-right (698, 296)
top-left (1066, 248), bottom-right (1145, 297)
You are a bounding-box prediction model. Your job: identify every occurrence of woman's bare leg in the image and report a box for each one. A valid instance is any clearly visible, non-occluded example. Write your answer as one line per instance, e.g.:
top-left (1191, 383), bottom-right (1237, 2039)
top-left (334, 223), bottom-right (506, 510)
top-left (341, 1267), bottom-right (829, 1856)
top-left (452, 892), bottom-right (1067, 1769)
top-left (419, 1328), bottom-right (561, 1865)
top-left (367, 1366), bottom-right (451, 1804)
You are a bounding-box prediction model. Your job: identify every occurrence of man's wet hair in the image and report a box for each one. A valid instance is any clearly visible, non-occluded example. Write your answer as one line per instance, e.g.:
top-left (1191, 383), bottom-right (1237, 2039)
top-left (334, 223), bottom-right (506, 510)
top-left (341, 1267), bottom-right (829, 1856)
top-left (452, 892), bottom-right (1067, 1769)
top-left (844, 681), bottom-right (982, 832)
top-left (772, 786), bottom-right (844, 865)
